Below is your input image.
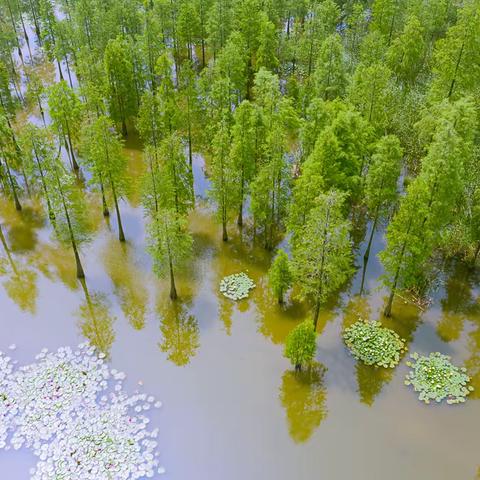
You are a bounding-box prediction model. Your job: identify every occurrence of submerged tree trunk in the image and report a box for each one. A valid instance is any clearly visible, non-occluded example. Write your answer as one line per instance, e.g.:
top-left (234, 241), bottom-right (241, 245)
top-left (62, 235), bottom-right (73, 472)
top-left (384, 218), bottom-right (413, 317)
top-left (65, 122), bottom-right (79, 171)
top-left (169, 258), bottom-right (177, 300)
top-left (237, 167), bottom-right (244, 228)
top-left (0, 224), bottom-right (17, 274)
top-left (99, 174), bottom-right (109, 217)
top-left (110, 177), bottom-right (125, 242)
top-left (222, 217), bottom-right (228, 242)
top-left (364, 217), bottom-right (379, 261)
top-left (54, 166), bottom-right (85, 278)
top-left (3, 154), bottom-right (22, 211)
top-left (313, 299), bottom-right (321, 330)
top-left (72, 240), bottom-right (85, 279)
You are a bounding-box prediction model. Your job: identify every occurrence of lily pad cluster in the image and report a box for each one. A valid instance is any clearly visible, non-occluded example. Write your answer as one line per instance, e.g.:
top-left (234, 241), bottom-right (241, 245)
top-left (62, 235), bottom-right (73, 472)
top-left (0, 344), bottom-right (165, 479)
top-left (0, 352), bottom-right (14, 448)
top-left (343, 320), bottom-right (406, 368)
top-left (219, 272), bottom-right (255, 300)
top-left (405, 352), bottom-right (474, 404)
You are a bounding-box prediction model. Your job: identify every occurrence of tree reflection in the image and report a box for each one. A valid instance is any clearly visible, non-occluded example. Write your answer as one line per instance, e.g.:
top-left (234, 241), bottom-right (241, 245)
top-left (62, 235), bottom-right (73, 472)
top-left (279, 363), bottom-right (327, 444)
top-left (465, 325), bottom-right (480, 399)
top-left (0, 223), bottom-right (38, 313)
top-left (32, 243), bottom-right (79, 290)
top-left (255, 276), bottom-right (309, 344)
top-left (432, 259), bottom-right (480, 398)
top-left (437, 260), bottom-right (480, 342)
top-left (77, 279), bottom-right (116, 357)
top-left (158, 297), bottom-right (200, 367)
top-left (0, 198), bottom-right (44, 252)
top-left (342, 294), bottom-right (421, 405)
top-left (103, 239), bottom-right (148, 330)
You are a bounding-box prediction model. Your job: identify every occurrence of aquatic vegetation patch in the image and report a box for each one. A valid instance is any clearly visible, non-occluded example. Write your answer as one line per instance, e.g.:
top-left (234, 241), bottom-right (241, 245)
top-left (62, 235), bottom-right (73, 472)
top-left (219, 272), bottom-right (255, 300)
top-left (0, 352), bottom-right (14, 448)
top-left (405, 352), bottom-right (474, 404)
top-left (8, 345), bottom-right (109, 449)
top-left (343, 320), bottom-right (406, 368)
top-left (0, 344), bottom-right (165, 479)
top-left (32, 401), bottom-right (160, 480)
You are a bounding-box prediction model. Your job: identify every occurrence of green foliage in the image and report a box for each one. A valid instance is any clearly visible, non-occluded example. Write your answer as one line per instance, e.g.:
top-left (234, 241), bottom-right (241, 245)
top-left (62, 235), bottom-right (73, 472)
top-left (47, 80), bottom-right (82, 158)
top-left (364, 134), bottom-right (403, 216)
top-left (343, 320), bottom-right (406, 368)
top-left (313, 34), bottom-right (347, 100)
top-left (429, 1), bottom-right (480, 101)
top-left (348, 62), bottom-right (394, 132)
top-left (268, 249), bottom-right (292, 303)
top-left (104, 36), bottom-right (137, 134)
top-left (208, 117), bottom-right (236, 240)
top-left (157, 133), bottom-right (194, 215)
top-left (405, 352), bottom-right (474, 404)
top-left (291, 190), bottom-right (353, 326)
top-left (146, 208), bottom-right (193, 279)
top-left (285, 320), bottom-right (317, 370)
top-left (386, 15), bottom-right (425, 85)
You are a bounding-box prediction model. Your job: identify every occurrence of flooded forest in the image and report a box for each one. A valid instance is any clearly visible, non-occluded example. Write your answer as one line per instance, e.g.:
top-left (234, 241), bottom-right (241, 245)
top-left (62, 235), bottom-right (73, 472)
top-left (0, 0), bottom-right (480, 479)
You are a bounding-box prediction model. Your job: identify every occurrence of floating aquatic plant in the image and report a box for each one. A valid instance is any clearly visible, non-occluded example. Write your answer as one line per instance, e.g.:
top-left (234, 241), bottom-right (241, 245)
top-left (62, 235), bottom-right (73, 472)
top-left (0, 344), bottom-right (165, 479)
top-left (0, 352), bottom-right (14, 449)
top-left (343, 320), bottom-right (406, 368)
top-left (32, 401), bottom-right (160, 480)
top-left (219, 272), bottom-right (255, 300)
top-left (405, 352), bottom-right (474, 405)
top-left (8, 345), bottom-right (109, 449)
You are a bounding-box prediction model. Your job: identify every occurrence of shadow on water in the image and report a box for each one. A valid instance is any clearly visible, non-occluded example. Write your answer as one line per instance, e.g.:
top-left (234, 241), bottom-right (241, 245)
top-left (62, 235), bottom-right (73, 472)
top-left (279, 362), bottom-right (327, 444)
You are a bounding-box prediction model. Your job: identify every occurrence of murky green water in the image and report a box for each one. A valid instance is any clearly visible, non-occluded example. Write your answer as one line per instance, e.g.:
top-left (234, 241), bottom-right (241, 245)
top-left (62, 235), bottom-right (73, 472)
top-left (1, 137), bottom-right (480, 479)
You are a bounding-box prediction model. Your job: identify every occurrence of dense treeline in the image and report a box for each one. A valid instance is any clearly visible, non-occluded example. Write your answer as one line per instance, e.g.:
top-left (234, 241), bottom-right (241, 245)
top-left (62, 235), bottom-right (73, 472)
top-left (0, 0), bottom-right (479, 320)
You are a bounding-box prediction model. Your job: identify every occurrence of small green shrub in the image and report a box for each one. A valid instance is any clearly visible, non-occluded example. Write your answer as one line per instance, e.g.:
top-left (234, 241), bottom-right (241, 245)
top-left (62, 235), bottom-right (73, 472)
top-left (285, 320), bottom-right (317, 370)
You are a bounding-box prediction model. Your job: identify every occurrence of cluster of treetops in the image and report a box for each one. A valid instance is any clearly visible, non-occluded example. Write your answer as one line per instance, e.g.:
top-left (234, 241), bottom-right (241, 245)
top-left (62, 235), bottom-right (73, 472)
top-left (0, 0), bottom-right (479, 328)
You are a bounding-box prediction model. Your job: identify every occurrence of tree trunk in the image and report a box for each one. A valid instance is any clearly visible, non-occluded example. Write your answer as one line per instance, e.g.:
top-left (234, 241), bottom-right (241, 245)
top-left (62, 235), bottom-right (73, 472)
top-left (222, 215), bottom-right (228, 242)
top-left (0, 224), bottom-right (18, 275)
top-left (53, 164), bottom-right (85, 278)
top-left (65, 55), bottom-right (74, 88)
top-left (384, 217), bottom-right (413, 317)
top-left (99, 176), bottom-right (110, 217)
top-left (359, 256), bottom-right (368, 296)
top-left (3, 156), bottom-right (22, 211)
top-left (472, 241), bottom-right (480, 266)
top-left (65, 123), bottom-right (79, 171)
top-left (313, 300), bottom-right (321, 330)
top-left (32, 146), bottom-right (54, 220)
top-left (448, 41), bottom-right (464, 99)
top-left (110, 178), bottom-right (125, 242)
top-left (237, 167), bottom-right (244, 228)
top-left (73, 240), bottom-right (85, 279)
top-left (57, 59), bottom-right (64, 81)
top-left (169, 258), bottom-right (177, 300)
top-left (363, 210), bottom-right (379, 263)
